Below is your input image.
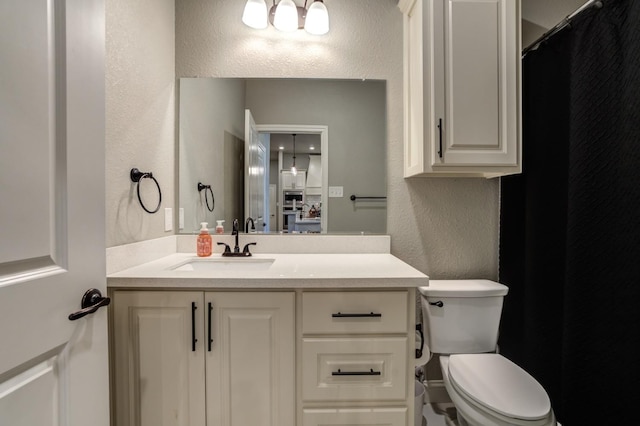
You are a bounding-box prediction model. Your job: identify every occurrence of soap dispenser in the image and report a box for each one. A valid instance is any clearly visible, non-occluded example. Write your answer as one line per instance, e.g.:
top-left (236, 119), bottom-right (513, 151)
top-left (215, 220), bottom-right (225, 234)
top-left (197, 222), bottom-right (212, 257)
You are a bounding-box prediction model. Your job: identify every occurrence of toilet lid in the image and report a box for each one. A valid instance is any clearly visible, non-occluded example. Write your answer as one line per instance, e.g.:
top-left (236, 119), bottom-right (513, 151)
top-left (448, 354), bottom-right (551, 421)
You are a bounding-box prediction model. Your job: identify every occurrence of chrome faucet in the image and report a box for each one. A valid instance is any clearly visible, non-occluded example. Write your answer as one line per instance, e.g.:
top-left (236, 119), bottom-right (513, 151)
top-left (245, 217), bottom-right (256, 233)
top-left (300, 203), bottom-right (309, 219)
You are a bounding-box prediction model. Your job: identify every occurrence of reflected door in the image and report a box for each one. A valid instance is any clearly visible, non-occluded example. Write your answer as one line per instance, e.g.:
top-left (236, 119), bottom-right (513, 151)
top-left (244, 110), bottom-right (268, 231)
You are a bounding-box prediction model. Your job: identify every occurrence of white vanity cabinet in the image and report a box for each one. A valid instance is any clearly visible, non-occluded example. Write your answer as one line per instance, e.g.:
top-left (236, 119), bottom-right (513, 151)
top-left (399, 0), bottom-right (521, 177)
top-left (111, 290), bottom-right (295, 426)
top-left (299, 290), bottom-right (414, 426)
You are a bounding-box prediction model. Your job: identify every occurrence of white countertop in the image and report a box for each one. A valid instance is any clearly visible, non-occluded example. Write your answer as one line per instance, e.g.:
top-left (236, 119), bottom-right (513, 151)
top-left (107, 253), bottom-right (429, 289)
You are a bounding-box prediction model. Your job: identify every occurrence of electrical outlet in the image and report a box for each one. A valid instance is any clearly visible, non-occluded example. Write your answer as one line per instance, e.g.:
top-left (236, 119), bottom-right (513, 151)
top-left (328, 186), bottom-right (344, 197)
top-left (164, 208), bottom-right (173, 231)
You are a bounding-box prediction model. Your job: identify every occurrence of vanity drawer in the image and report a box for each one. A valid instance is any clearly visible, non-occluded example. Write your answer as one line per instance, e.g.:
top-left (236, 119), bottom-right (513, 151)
top-left (301, 291), bottom-right (408, 334)
top-left (302, 407), bottom-right (407, 426)
top-left (301, 337), bottom-right (408, 402)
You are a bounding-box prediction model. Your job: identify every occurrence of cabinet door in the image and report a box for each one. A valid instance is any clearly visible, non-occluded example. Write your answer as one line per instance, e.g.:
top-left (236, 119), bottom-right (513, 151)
top-left (436, 0), bottom-right (519, 167)
top-left (282, 171), bottom-right (294, 189)
top-left (296, 171), bottom-right (307, 189)
top-left (205, 292), bottom-right (295, 426)
top-left (112, 291), bottom-right (206, 426)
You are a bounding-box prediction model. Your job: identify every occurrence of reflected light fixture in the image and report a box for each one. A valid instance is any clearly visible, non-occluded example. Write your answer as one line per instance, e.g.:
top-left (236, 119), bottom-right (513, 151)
top-left (242, 0), bottom-right (329, 35)
top-left (291, 134), bottom-right (297, 176)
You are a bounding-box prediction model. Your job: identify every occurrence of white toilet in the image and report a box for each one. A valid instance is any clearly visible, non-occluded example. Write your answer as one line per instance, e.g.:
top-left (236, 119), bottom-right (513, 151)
top-left (419, 280), bottom-right (556, 426)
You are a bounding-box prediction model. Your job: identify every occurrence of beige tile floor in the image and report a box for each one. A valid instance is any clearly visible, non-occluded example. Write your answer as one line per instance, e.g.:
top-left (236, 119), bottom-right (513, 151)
top-left (421, 403), bottom-right (449, 426)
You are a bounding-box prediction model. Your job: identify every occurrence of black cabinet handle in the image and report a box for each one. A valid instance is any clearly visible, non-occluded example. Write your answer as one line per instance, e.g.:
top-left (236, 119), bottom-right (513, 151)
top-left (68, 289), bottom-right (111, 321)
top-left (208, 302), bottom-right (213, 352)
top-left (191, 302), bottom-right (197, 352)
top-left (332, 368), bottom-right (381, 376)
top-left (437, 118), bottom-right (443, 158)
top-left (332, 312), bottom-right (382, 318)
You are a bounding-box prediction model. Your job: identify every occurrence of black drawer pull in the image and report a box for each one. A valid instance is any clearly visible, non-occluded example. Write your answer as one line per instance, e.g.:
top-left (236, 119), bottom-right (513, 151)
top-left (437, 118), bottom-right (443, 158)
top-left (207, 302), bottom-right (213, 352)
top-left (332, 312), bottom-right (382, 318)
top-left (332, 368), bottom-right (381, 376)
top-left (191, 302), bottom-right (197, 352)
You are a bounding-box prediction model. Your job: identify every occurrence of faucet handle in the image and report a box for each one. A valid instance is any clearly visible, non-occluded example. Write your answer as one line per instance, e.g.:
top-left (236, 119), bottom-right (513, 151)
top-left (242, 242), bottom-right (257, 255)
top-left (216, 242), bottom-right (231, 253)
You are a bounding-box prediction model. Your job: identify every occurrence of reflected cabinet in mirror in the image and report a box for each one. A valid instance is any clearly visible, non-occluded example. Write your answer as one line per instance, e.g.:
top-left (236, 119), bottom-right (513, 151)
top-left (179, 78), bottom-right (386, 235)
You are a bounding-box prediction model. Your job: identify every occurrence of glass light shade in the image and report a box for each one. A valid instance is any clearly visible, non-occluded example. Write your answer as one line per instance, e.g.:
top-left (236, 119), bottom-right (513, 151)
top-left (291, 165), bottom-right (297, 176)
top-left (304, 0), bottom-right (329, 35)
top-left (242, 0), bottom-right (268, 29)
top-left (274, 0), bottom-right (299, 32)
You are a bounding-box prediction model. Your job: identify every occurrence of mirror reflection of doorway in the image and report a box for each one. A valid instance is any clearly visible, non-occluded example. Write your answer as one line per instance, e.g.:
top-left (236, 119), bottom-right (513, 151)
top-left (245, 122), bottom-right (328, 234)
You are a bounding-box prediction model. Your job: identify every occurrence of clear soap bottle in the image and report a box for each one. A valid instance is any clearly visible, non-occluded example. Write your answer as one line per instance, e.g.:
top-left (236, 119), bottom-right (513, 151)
top-left (197, 222), bottom-right (212, 257)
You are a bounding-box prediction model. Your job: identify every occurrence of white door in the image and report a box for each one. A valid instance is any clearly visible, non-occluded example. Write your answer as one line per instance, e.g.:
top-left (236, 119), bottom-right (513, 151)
top-left (0, 1), bottom-right (109, 425)
top-left (244, 110), bottom-right (267, 231)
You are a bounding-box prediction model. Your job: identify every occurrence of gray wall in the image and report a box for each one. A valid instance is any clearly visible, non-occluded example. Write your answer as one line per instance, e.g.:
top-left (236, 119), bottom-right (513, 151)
top-left (522, 0), bottom-right (587, 47)
top-left (246, 79), bottom-right (387, 234)
top-left (179, 78), bottom-right (245, 232)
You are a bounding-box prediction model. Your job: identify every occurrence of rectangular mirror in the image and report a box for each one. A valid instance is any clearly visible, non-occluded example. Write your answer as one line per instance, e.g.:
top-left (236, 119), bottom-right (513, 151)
top-left (178, 78), bottom-right (387, 234)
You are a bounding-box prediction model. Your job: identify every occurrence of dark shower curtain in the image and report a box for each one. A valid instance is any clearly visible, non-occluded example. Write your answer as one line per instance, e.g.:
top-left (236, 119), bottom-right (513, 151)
top-left (499, 1), bottom-right (640, 424)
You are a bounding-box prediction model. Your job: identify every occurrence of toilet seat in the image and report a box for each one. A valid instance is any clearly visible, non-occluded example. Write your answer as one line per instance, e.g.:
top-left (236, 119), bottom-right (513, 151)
top-left (448, 354), bottom-right (551, 421)
top-left (440, 355), bottom-right (555, 426)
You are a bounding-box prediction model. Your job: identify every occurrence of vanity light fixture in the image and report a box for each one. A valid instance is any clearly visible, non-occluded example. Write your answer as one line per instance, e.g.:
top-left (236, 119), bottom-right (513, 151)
top-left (242, 0), bottom-right (268, 29)
top-left (291, 134), bottom-right (297, 176)
top-left (242, 0), bottom-right (329, 35)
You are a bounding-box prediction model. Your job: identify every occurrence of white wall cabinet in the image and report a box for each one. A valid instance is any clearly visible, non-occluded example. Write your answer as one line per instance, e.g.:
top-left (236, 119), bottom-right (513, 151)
top-left (399, 0), bottom-right (521, 177)
top-left (111, 291), bottom-right (295, 426)
top-left (282, 170), bottom-right (306, 189)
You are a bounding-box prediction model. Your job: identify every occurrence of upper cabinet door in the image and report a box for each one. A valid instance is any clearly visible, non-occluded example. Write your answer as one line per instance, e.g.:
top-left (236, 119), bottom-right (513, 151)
top-left (400, 0), bottom-right (521, 178)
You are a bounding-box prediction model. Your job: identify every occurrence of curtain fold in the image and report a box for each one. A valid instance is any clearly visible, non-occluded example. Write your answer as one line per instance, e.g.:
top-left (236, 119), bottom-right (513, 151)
top-left (499, 1), bottom-right (640, 423)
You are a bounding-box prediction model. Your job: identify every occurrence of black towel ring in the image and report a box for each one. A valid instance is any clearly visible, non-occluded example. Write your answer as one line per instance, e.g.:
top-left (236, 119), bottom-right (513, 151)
top-left (130, 168), bottom-right (162, 214)
top-left (197, 182), bottom-right (215, 212)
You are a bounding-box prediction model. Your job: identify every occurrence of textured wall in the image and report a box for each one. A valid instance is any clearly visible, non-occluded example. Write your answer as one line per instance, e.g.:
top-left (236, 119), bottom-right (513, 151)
top-left (175, 0), bottom-right (499, 279)
top-left (106, 0), bottom-right (175, 247)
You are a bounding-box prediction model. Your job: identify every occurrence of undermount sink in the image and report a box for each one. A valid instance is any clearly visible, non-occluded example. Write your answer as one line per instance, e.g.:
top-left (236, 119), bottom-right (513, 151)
top-left (171, 257), bottom-right (275, 272)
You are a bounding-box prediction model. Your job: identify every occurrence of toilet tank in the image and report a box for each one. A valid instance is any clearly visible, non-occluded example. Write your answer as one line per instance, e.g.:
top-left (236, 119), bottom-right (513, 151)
top-left (419, 280), bottom-right (509, 354)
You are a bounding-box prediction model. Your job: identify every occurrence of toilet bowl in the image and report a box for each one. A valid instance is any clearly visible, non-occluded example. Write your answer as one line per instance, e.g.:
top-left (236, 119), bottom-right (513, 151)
top-left (419, 280), bottom-right (556, 426)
